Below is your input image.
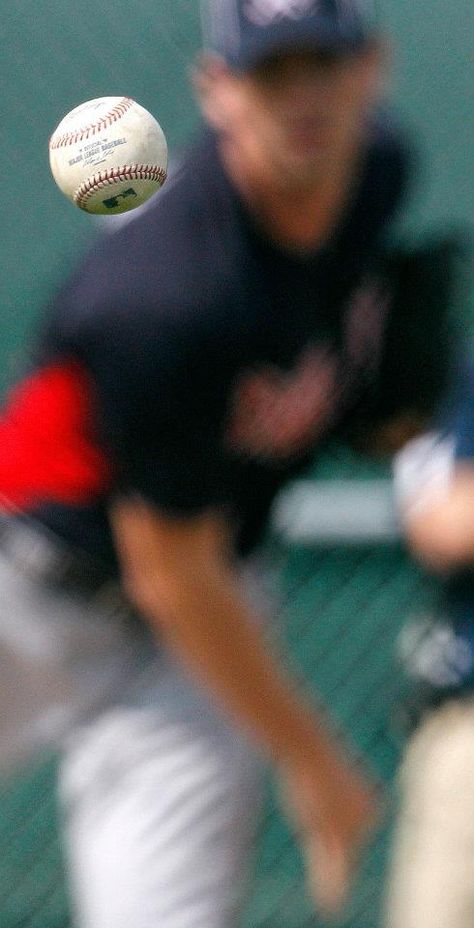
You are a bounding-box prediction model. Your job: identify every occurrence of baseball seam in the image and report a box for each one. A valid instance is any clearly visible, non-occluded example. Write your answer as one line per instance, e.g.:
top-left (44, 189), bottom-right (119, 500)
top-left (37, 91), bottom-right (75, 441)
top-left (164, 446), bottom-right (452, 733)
top-left (50, 98), bottom-right (134, 149)
top-left (74, 164), bottom-right (167, 210)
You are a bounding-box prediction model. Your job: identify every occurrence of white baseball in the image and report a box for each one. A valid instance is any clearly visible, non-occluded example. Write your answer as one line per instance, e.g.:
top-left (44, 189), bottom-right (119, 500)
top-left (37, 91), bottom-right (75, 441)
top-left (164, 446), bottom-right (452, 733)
top-left (49, 96), bottom-right (168, 215)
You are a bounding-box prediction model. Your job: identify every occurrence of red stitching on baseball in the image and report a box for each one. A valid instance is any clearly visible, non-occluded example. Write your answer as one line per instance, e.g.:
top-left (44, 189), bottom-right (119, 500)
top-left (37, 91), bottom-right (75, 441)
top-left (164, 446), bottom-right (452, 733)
top-left (74, 164), bottom-right (167, 210)
top-left (50, 98), bottom-right (135, 149)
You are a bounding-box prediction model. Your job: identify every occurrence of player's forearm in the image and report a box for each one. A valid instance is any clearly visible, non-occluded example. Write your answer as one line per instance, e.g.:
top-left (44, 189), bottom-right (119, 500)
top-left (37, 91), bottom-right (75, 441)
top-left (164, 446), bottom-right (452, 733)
top-left (112, 498), bottom-right (346, 774)
top-left (131, 558), bottom-right (337, 768)
top-left (394, 437), bottom-right (474, 571)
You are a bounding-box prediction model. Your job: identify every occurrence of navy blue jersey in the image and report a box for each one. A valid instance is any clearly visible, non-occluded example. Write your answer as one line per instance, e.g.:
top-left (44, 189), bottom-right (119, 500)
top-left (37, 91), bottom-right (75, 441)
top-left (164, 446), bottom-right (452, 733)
top-left (0, 117), bottom-right (412, 569)
top-left (443, 358), bottom-right (474, 656)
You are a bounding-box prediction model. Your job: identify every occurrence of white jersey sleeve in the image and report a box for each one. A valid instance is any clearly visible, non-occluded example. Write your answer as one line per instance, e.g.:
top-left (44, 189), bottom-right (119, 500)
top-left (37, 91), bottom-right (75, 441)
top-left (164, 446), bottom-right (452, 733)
top-left (393, 432), bottom-right (455, 519)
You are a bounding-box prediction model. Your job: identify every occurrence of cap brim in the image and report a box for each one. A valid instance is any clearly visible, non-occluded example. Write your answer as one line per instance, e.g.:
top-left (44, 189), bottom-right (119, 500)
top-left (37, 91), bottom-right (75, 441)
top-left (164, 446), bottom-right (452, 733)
top-left (229, 18), bottom-right (371, 72)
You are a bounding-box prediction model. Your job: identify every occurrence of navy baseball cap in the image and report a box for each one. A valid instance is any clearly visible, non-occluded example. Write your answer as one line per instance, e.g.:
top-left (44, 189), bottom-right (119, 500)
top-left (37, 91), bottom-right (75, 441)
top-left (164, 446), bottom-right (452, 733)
top-left (201, 0), bottom-right (378, 71)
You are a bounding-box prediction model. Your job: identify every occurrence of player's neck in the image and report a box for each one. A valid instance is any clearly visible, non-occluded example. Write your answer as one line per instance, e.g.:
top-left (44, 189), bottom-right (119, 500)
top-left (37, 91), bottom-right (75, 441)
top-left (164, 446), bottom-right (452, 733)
top-left (220, 138), bottom-right (363, 255)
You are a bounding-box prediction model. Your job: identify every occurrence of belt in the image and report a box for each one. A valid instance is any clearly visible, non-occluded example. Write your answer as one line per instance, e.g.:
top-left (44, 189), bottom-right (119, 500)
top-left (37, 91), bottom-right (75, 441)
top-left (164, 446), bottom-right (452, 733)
top-left (0, 518), bottom-right (128, 610)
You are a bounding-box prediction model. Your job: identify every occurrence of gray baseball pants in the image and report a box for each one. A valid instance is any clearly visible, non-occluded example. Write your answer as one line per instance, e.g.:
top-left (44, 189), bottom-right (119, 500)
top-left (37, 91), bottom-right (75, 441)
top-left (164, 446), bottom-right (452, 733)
top-left (0, 534), bottom-right (267, 928)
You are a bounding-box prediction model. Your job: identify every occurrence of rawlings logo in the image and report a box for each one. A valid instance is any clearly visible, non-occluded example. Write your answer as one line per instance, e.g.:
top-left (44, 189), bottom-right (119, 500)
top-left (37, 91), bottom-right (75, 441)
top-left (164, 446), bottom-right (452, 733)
top-left (243, 0), bottom-right (318, 27)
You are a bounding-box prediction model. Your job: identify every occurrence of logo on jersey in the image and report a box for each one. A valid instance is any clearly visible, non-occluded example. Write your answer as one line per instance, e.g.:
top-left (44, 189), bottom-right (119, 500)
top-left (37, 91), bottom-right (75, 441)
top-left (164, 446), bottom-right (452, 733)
top-left (243, 0), bottom-right (317, 27)
top-left (227, 345), bottom-right (340, 461)
top-left (226, 276), bottom-right (388, 463)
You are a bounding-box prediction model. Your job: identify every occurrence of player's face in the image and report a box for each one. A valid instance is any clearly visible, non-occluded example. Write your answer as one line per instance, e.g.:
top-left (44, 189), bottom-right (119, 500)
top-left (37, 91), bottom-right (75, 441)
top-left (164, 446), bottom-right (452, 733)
top-left (198, 46), bottom-right (383, 190)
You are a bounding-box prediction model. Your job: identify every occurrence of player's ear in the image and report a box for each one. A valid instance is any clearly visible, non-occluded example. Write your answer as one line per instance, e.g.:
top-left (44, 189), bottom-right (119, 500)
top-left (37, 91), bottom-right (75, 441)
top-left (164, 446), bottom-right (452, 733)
top-left (359, 37), bottom-right (391, 103)
top-left (191, 53), bottom-right (235, 131)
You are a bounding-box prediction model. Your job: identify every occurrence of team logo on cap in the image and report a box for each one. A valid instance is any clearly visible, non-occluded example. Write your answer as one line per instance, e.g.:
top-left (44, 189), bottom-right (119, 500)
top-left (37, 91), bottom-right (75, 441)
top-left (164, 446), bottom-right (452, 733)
top-left (243, 0), bottom-right (373, 27)
top-left (243, 0), bottom-right (318, 27)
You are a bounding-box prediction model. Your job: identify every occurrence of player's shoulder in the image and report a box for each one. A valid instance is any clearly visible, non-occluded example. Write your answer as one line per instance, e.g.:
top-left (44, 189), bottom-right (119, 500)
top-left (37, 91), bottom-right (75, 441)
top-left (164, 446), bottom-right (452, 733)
top-left (365, 106), bottom-right (415, 189)
top-left (346, 106), bottom-right (415, 237)
top-left (98, 128), bottom-right (239, 267)
top-left (49, 130), bottom-right (244, 337)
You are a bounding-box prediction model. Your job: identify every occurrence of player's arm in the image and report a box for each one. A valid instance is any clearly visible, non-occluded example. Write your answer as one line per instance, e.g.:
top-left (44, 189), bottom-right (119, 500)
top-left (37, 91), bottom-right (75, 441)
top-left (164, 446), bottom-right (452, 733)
top-left (110, 494), bottom-right (377, 917)
top-left (402, 465), bottom-right (474, 572)
top-left (393, 428), bottom-right (474, 572)
top-left (394, 353), bottom-right (474, 572)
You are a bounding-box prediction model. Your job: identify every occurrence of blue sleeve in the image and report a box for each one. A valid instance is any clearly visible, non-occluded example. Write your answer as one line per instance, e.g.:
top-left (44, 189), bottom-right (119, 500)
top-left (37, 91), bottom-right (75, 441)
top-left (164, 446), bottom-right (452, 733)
top-left (449, 359), bottom-right (474, 460)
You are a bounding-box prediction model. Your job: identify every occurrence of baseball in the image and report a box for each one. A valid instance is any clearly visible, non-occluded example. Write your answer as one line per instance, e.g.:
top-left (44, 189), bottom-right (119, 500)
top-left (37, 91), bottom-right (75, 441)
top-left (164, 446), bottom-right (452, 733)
top-left (49, 96), bottom-right (168, 215)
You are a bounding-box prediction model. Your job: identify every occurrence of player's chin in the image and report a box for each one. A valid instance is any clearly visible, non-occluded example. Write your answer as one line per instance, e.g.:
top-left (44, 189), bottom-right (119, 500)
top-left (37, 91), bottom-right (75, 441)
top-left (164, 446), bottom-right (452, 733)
top-left (281, 150), bottom-right (328, 187)
top-left (280, 133), bottom-right (332, 171)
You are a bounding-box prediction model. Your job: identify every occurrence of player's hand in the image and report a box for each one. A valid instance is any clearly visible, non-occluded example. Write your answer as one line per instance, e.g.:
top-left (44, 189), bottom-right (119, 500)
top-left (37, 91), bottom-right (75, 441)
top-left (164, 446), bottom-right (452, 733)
top-left (279, 746), bottom-right (380, 919)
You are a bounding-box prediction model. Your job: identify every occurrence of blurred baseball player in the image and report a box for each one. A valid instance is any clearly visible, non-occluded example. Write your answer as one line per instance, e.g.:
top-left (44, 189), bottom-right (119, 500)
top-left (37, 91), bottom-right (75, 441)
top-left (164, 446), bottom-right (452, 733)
top-left (386, 354), bottom-right (474, 928)
top-left (0, 1), bottom-right (451, 926)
